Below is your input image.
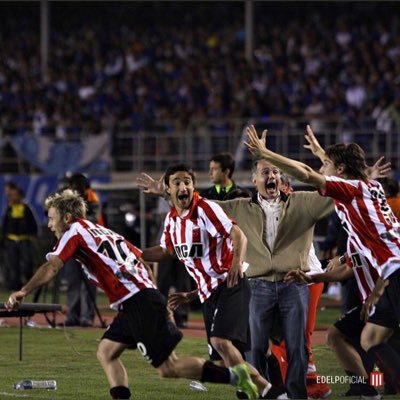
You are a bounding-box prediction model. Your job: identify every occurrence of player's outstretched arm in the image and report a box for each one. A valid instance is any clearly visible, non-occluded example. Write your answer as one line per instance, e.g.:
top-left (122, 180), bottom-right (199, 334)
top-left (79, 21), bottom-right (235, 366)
top-left (283, 269), bottom-right (312, 284)
top-left (284, 263), bottom-right (354, 285)
top-left (244, 125), bottom-right (326, 189)
top-left (142, 245), bottom-right (173, 263)
top-left (5, 256), bottom-right (63, 310)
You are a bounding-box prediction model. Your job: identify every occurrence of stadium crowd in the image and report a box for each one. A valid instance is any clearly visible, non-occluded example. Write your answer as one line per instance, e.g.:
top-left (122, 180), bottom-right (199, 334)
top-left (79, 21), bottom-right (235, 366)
top-left (1, 1), bottom-right (400, 142)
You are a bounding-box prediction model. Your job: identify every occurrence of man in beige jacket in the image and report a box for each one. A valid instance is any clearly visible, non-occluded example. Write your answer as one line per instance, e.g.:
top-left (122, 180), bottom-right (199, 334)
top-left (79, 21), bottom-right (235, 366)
top-left (216, 159), bottom-right (333, 399)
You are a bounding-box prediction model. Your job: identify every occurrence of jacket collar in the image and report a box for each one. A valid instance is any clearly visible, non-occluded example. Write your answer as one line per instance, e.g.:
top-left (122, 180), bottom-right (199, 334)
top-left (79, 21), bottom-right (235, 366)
top-left (251, 190), bottom-right (288, 204)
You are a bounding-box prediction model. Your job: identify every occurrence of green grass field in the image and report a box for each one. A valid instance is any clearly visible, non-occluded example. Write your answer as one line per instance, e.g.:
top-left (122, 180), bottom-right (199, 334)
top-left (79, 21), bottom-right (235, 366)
top-left (0, 289), bottom-right (397, 399)
top-left (0, 326), bottom-right (340, 399)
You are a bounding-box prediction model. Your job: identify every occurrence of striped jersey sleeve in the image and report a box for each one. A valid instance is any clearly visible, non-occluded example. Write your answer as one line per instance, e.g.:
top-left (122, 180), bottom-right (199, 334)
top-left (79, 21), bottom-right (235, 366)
top-left (319, 176), bottom-right (359, 203)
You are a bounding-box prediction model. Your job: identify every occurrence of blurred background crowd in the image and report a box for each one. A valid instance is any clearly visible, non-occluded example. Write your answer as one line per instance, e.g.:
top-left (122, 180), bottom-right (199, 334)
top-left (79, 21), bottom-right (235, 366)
top-left (0, 2), bottom-right (399, 316)
top-left (0, 2), bottom-right (399, 160)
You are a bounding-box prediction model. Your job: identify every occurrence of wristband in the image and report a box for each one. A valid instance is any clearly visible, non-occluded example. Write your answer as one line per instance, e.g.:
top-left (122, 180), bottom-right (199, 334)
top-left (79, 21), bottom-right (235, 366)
top-left (339, 255), bottom-right (346, 265)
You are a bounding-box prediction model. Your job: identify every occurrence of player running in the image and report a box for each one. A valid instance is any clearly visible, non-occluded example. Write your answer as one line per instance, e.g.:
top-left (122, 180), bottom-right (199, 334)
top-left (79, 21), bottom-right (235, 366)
top-left (5, 189), bottom-right (259, 400)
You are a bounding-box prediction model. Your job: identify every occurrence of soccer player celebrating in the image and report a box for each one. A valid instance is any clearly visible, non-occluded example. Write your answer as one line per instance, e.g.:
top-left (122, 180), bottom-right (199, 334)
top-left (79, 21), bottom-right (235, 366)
top-left (245, 124), bottom-right (400, 392)
top-left (141, 164), bottom-right (286, 399)
top-left (5, 189), bottom-right (261, 400)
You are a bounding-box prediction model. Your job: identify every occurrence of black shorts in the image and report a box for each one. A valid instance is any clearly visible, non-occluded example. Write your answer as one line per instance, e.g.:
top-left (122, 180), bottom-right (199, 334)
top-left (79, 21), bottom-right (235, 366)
top-left (102, 289), bottom-right (183, 368)
top-left (388, 324), bottom-right (400, 352)
top-left (334, 306), bottom-right (365, 345)
top-left (372, 268), bottom-right (400, 329)
top-left (202, 276), bottom-right (251, 361)
top-left (334, 287), bottom-right (400, 345)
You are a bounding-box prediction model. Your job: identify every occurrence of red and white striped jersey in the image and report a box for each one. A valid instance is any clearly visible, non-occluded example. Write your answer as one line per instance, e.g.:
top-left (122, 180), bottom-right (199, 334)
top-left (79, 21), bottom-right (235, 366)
top-left (160, 193), bottom-right (235, 302)
top-left (320, 176), bottom-right (400, 279)
top-left (347, 242), bottom-right (380, 302)
top-left (46, 219), bottom-right (156, 310)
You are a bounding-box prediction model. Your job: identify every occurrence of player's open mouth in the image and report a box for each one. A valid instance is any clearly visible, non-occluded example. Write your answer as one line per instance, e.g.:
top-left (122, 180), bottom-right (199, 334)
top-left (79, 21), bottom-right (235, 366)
top-left (178, 194), bottom-right (189, 201)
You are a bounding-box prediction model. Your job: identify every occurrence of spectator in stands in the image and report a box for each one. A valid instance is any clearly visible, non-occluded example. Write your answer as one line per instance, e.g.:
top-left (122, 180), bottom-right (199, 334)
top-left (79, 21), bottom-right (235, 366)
top-left (1, 183), bottom-right (38, 291)
top-left (385, 93), bottom-right (400, 132)
top-left (1, 2), bottom-right (399, 152)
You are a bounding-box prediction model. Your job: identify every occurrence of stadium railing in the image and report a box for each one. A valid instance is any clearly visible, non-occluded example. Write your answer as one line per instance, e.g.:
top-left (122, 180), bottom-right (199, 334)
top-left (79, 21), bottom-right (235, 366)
top-left (0, 116), bottom-right (398, 174)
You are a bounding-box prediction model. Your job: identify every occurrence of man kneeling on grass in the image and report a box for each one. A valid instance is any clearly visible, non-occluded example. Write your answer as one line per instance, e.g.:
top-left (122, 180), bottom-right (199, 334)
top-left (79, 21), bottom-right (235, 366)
top-left (5, 189), bottom-right (257, 400)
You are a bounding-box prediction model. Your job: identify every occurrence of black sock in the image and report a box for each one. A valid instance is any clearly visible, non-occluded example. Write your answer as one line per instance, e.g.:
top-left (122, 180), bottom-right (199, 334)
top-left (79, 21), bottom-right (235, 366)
top-left (352, 342), bottom-right (375, 374)
top-left (345, 343), bottom-right (378, 395)
top-left (344, 370), bottom-right (377, 396)
top-left (367, 343), bottom-right (400, 392)
top-left (110, 386), bottom-right (131, 399)
top-left (201, 360), bottom-right (230, 384)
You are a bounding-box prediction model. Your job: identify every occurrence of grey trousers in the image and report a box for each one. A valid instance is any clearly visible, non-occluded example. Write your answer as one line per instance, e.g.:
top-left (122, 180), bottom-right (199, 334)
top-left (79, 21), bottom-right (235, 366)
top-left (65, 258), bottom-right (96, 324)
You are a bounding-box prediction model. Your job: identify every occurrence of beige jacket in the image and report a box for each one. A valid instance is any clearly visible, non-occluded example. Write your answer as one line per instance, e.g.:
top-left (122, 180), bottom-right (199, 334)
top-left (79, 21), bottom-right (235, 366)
top-left (217, 191), bottom-right (334, 281)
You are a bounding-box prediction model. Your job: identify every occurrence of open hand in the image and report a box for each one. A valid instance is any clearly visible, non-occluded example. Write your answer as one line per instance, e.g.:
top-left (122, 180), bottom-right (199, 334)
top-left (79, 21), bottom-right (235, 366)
top-left (304, 125), bottom-right (325, 158)
top-left (244, 125), bottom-right (268, 158)
top-left (368, 156), bottom-right (391, 180)
top-left (136, 173), bottom-right (165, 196)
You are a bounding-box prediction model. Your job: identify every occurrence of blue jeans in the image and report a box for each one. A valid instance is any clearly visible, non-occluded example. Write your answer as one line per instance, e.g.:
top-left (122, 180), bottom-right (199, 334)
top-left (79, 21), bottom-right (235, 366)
top-left (246, 278), bottom-right (309, 399)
